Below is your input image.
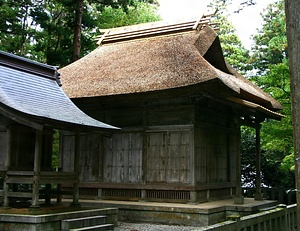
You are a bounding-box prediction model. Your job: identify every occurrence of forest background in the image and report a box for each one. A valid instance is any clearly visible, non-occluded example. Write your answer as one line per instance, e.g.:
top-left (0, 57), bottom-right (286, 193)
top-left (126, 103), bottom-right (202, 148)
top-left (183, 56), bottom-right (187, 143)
top-left (0, 0), bottom-right (294, 189)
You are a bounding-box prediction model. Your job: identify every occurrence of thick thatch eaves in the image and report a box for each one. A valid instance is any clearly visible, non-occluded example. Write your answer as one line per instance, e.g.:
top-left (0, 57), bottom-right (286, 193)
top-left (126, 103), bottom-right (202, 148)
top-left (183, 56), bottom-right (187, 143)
top-left (0, 51), bottom-right (117, 131)
top-left (60, 20), bottom-right (282, 116)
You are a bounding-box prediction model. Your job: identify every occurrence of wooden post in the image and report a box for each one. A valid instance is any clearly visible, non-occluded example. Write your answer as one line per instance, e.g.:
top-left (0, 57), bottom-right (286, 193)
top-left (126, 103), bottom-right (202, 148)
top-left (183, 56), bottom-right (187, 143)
top-left (45, 184), bottom-right (51, 206)
top-left (234, 123), bottom-right (244, 204)
top-left (3, 127), bottom-right (12, 208)
top-left (189, 191), bottom-right (198, 204)
top-left (71, 132), bottom-right (80, 207)
top-left (140, 189), bottom-right (146, 202)
top-left (31, 129), bottom-right (43, 208)
top-left (57, 183), bottom-right (62, 204)
top-left (254, 124), bottom-right (263, 200)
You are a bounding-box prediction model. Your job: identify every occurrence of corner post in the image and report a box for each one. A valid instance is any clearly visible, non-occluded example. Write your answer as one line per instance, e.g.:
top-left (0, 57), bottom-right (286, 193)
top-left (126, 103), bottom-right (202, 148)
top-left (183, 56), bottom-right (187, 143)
top-left (234, 122), bottom-right (244, 204)
top-left (31, 129), bottom-right (43, 208)
top-left (254, 123), bottom-right (263, 200)
top-left (71, 132), bottom-right (81, 207)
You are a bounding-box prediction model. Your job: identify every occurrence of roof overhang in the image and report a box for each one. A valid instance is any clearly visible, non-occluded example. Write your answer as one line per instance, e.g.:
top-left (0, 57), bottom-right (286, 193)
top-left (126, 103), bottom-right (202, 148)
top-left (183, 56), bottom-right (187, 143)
top-left (227, 96), bottom-right (284, 122)
top-left (0, 51), bottom-right (119, 132)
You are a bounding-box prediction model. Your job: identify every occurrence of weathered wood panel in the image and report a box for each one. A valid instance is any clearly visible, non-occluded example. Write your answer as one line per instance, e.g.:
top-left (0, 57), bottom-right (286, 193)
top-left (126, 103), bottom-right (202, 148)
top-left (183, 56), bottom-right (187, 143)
top-left (147, 132), bottom-right (164, 182)
top-left (195, 127), bottom-right (207, 183)
top-left (206, 128), bottom-right (228, 183)
top-left (146, 130), bottom-right (192, 183)
top-left (103, 133), bottom-right (143, 183)
top-left (148, 105), bottom-right (193, 126)
top-left (79, 134), bottom-right (101, 182)
top-left (61, 134), bottom-right (75, 172)
top-left (0, 131), bottom-right (7, 170)
top-left (101, 109), bottom-right (144, 127)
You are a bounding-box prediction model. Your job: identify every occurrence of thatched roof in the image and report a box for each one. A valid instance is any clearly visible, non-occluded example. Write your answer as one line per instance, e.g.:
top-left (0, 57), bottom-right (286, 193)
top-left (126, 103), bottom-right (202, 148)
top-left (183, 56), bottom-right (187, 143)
top-left (60, 18), bottom-right (282, 115)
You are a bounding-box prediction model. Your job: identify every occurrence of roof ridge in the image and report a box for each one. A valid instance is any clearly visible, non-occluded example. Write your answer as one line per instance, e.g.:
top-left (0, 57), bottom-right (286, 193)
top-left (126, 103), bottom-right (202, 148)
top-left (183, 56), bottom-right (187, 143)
top-left (96, 12), bottom-right (217, 45)
top-left (0, 50), bottom-right (61, 85)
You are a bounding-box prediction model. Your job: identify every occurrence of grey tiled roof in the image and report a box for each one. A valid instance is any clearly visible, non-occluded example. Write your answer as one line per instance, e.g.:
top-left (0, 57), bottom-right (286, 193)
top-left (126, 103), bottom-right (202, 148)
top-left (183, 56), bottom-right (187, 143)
top-left (0, 51), bottom-right (117, 131)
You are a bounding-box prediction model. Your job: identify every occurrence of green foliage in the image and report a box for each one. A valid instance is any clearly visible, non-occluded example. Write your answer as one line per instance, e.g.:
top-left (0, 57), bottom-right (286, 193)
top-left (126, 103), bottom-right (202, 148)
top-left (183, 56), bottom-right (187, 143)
top-left (99, 2), bottom-right (160, 29)
top-left (0, 0), bottom-right (160, 66)
top-left (251, 0), bottom-right (287, 74)
top-left (208, 0), bottom-right (294, 188)
top-left (208, 0), bottom-right (252, 74)
top-left (247, 0), bottom-right (294, 188)
top-left (241, 127), bottom-right (295, 188)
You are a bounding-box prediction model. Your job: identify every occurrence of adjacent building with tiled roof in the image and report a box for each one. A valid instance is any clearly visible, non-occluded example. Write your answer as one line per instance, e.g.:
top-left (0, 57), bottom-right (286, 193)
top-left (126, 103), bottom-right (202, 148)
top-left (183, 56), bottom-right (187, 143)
top-left (0, 50), bottom-right (117, 208)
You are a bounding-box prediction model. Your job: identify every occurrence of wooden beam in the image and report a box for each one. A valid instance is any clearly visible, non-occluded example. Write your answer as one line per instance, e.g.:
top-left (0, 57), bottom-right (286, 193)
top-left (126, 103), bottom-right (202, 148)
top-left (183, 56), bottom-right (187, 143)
top-left (0, 104), bottom-right (43, 130)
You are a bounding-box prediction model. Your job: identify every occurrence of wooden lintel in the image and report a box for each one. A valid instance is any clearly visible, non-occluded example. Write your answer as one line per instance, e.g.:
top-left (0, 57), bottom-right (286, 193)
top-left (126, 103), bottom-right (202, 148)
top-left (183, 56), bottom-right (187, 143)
top-left (8, 192), bottom-right (32, 198)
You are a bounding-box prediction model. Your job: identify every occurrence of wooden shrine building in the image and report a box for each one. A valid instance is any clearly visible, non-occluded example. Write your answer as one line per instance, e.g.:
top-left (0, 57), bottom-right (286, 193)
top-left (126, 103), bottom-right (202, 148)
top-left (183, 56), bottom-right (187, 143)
top-left (60, 15), bottom-right (283, 204)
top-left (0, 51), bottom-right (117, 208)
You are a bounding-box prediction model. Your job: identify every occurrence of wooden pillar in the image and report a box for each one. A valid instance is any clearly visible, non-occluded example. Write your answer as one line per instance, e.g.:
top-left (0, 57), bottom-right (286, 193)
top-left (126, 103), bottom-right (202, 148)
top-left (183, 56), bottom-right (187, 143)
top-left (3, 127), bottom-right (12, 207)
top-left (45, 184), bottom-right (51, 206)
top-left (57, 183), bottom-right (62, 204)
top-left (31, 129), bottom-right (43, 208)
top-left (189, 191), bottom-right (198, 204)
top-left (254, 124), bottom-right (263, 200)
top-left (71, 132), bottom-right (80, 207)
top-left (234, 124), bottom-right (244, 204)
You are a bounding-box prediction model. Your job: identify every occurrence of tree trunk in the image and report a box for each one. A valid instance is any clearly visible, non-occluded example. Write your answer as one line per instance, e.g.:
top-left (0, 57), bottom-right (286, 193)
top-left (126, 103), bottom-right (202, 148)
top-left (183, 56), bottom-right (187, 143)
top-left (285, 0), bottom-right (300, 230)
top-left (72, 0), bottom-right (84, 62)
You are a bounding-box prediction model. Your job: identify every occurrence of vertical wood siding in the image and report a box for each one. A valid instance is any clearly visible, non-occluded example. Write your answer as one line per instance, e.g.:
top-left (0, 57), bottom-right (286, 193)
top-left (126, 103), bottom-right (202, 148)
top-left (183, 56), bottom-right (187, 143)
top-left (79, 134), bottom-right (101, 182)
top-left (146, 131), bottom-right (191, 183)
top-left (195, 127), bottom-right (207, 183)
top-left (103, 133), bottom-right (142, 183)
top-left (61, 134), bottom-right (75, 172)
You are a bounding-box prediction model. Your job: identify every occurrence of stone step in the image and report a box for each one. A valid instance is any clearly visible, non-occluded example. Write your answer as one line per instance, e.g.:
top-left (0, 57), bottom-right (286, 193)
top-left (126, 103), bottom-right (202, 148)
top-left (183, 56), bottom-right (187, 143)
top-left (61, 215), bottom-right (108, 230)
top-left (70, 224), bottom-right (114, 231)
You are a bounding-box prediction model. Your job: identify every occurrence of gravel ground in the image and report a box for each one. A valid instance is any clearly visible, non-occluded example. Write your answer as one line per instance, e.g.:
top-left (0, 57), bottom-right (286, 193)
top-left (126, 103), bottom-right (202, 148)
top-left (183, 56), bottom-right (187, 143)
top-left (114, 222), bottom-right (200, 231)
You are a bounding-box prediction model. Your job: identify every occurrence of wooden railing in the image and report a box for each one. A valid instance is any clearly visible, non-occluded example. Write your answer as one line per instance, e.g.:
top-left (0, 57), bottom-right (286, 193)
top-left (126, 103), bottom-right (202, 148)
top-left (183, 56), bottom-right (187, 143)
top-left (0, 171), bottom-right (78, 202)
top-left (243, 187), bottom-right (296, 205)
top-left (196, 204), bottom-right (297, 231)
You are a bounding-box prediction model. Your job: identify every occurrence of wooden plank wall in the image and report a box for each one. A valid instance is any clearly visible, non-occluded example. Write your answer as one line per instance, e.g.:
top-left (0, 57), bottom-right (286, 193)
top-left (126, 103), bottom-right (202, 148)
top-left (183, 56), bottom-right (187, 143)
top-left (65, 97), bottom-right (239, 193)
top-left (61, 133), bottom-right (103, 182)
top-left (60, 133), bottom-right (75, 172)
top-left (146, 130), bottom-right (192, 183)
top-left (79, 134), bottom-right (101, 182)
top-left (103, 133), bottom-right (142, 183)
top-left (194, 102), bottom-right (238, 184)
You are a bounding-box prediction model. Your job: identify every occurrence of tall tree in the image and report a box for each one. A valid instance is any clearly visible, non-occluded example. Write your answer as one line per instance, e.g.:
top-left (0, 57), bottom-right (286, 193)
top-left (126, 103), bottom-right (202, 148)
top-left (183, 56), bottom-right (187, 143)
top-left (73, 0), bottom-right (84, 62)
top-left (71, 0), bottom-right (159, 62)
top-left (0, 0), bottom-right (36, 57)
top-left (285, 0), bottom-right (300, 229)
top-left (98, 2), bottom-right (160, 29)
top-left (0, 0), bottom-right (160, 66)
